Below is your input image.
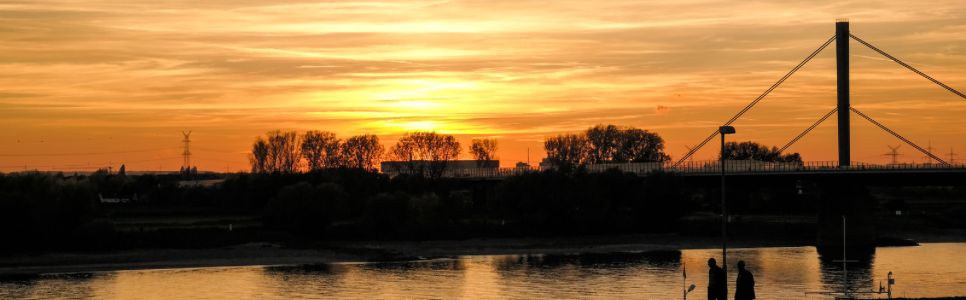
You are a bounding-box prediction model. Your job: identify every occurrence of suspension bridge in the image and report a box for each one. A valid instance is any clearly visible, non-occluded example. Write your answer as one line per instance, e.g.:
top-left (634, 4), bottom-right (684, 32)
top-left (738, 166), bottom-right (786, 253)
top-left (449, 20), bottom-right (966, 180)
top-left (2, 21), bottom-right (964, 178)
top-left (673, 21), bottom-right (964, 169)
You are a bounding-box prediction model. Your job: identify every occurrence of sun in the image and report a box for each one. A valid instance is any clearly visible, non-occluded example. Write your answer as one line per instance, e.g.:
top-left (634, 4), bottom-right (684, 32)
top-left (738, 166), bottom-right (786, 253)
top-left (395, 101), bottom-right (441, 110)
top-left (377, 120), bottom-right (441, 132)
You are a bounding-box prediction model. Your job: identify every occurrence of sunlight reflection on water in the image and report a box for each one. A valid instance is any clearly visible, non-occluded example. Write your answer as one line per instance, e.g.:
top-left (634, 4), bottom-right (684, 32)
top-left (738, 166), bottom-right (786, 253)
top-left (2, 243), bottom-right (964, 299)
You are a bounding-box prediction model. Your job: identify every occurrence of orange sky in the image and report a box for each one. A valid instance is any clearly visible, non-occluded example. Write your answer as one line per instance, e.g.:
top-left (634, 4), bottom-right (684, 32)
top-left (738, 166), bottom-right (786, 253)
top-left (1, 0), bottom-right (965, 172)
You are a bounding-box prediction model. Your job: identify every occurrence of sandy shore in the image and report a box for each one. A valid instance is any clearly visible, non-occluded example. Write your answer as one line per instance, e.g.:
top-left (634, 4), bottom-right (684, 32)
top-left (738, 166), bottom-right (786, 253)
top-left (1, 230), bottom-right (963, 276)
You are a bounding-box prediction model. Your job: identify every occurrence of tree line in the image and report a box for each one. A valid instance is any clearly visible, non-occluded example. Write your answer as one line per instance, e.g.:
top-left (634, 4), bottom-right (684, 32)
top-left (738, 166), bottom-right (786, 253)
top-left (249, 130), bottom-right (499, 175)
top-left (544, 125), bottom-right (672, 171)
top-left (721, 141), bottom-right (802, 163)
top-left (251, 126), bottom-right (805, 175)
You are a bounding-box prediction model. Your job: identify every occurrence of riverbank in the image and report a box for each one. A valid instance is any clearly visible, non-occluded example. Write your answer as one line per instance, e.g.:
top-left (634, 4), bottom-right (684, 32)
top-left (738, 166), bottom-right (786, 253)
top-left (3, 229), bottom-right (964, 276)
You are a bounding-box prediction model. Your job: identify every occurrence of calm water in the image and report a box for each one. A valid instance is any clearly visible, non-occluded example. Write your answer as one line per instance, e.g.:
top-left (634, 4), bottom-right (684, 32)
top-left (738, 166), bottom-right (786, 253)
top-left (2, 243), bottom-right (965, 299)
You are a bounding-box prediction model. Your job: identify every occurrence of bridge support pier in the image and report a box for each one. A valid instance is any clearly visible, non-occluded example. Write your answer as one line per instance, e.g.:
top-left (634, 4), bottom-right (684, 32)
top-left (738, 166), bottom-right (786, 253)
top-left (816, 179), bottom-right (876, 259)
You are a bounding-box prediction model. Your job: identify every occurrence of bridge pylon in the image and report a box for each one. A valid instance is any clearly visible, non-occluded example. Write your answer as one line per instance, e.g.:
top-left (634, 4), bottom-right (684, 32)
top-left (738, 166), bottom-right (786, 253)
top-left (836, 20), bottom-right (851, 167)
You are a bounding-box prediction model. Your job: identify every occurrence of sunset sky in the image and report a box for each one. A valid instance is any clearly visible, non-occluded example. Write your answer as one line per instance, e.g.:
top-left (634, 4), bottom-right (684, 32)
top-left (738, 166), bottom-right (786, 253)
top-left (1, 0), bottom-right (965, 172)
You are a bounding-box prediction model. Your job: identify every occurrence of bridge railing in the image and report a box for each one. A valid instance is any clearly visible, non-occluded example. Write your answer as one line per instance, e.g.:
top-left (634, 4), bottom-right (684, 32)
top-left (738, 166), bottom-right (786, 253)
top-left (656, 160), bottom-right (966, 175)
top-left (431, 161), bottom-right (966, 179)
top-left (445, 167), bottom-right (539, 179)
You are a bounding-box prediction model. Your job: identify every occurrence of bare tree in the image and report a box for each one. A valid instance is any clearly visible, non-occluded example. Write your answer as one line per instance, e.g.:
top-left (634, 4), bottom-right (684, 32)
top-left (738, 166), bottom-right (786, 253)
top-left (390, 132), bottom-right (461, 178)
top-left (266, 130), bottom-right (301, 173)
top-left (301, 131), bottom-right (342, 171)
top-left (341, 134), bottom-right (384, 170)
top-left (544, 133), bottom-right (589, 171)
top-left (470, 138), bottom-right (498, 166)
top-left (250, 137), bottom-right (269, 173)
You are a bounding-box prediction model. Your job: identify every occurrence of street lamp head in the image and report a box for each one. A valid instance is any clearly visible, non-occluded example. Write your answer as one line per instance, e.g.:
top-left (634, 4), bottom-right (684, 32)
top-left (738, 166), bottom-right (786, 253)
top-left (719, 125), bottom-right (736, 135)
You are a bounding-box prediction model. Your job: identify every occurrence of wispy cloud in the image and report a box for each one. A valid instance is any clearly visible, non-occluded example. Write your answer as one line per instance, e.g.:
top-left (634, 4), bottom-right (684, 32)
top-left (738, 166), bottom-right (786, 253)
top-left (0, 0), bottom-right (964, 170)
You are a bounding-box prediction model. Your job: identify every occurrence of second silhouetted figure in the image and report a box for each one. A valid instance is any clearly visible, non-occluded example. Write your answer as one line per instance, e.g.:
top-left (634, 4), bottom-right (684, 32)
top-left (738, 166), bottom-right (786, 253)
top-left (707, 258), bottom-right (726, 300)
top-left (735, 260), bottom-right (756, 300)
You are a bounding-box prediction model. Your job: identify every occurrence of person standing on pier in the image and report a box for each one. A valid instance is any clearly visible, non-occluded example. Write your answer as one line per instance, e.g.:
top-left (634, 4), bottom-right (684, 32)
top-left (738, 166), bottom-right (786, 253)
top-left (735, 260), bottom-right (756, 300)
top-left (707, 258), bottom-right (726, 300)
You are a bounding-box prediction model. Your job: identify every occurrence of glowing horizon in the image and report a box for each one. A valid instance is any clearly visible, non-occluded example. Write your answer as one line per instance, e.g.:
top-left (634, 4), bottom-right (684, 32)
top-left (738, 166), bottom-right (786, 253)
top-left (1, 0), bottom-right (965, 172)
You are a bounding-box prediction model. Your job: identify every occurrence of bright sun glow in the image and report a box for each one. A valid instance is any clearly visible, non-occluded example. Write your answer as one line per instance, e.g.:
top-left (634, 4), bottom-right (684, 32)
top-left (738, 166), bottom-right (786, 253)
top-left (394, 101), bottom-right (440, 110)
top-left (389, 120), bottom-right (440, 132)
top-left (2, 0), bottom-right (966, 172)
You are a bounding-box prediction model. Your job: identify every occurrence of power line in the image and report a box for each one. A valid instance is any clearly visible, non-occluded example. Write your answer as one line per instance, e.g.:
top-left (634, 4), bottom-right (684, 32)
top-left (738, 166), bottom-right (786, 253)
top-left (850, 107), bottom-right (948, 165)
top-left (192, 154), bottom-right (243, 165)
top-left (1, 156), bottom-right (182, 171)
top-left (0, 147), bottom-right (179, 157)
top-left (884, 145), bottom-right (902, 165)
top-left (922, 141), bottom-right (935, 164)
top-left (192, 146), bottom-right (247, 154)
top-left (182, 131), bottom-right (192, 170)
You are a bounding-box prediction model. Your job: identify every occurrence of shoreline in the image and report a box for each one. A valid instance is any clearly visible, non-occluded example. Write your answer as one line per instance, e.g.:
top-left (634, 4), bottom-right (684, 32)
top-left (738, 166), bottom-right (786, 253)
top-left (3, 230), bottom-right (964, 276)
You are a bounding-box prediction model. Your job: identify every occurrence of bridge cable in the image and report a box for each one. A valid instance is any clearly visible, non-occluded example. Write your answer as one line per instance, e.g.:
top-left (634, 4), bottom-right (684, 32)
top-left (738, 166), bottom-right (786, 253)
top-left (849, 106), bottom-right (949, 165)
top-left (672, 35), bottom-right (836, 167)
top-left (850, 34), bottom-right (966, 101)
top-left (778, 107), bottom-right (837, 153)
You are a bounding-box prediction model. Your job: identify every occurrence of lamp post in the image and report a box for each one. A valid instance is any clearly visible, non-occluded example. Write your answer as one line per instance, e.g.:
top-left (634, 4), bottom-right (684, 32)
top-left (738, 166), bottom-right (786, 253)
top-left (718, 125), bottom-right (736, 296)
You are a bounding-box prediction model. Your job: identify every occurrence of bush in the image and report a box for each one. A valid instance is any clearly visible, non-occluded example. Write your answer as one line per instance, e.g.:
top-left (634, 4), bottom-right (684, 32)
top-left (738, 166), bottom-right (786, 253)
top-left (0, 172), bottom-right (98, 252)
top-left (365, 192), bottom-right (410, 233)
top-left (407, 192), bottom-right (445, 228)
top-left (264, 182), bottom-right (348, 235)
top-left (492, 170), bottom-right (687, 234)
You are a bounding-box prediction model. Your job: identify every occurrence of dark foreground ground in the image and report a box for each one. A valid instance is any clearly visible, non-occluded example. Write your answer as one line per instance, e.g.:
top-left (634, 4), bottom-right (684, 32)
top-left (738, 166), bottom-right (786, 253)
top-left (1, 227), bottom-right (963, 276)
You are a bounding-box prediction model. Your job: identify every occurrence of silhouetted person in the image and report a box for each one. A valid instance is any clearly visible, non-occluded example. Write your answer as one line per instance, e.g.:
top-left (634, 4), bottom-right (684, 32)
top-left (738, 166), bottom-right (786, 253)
top-left (707, 258), bottom-right (727, 300)
top-left (735, 260), bottom-right (755, 300)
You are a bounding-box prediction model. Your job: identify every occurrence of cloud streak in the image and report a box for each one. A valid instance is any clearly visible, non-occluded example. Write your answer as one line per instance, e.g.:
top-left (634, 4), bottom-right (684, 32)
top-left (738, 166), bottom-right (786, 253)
top-left (1, 0), bottom-right (965, 170)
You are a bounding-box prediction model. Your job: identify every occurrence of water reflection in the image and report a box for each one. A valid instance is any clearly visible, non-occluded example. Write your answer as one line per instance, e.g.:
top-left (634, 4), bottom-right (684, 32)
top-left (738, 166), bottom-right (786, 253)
top-left (0, 273), bottom-right (103, 300)
top-left (493, 250), bottom-right (680, 271)
top-left (1, 244), bottom-right (964, 299)
top-left (818, 249), bottom-right (876, 296)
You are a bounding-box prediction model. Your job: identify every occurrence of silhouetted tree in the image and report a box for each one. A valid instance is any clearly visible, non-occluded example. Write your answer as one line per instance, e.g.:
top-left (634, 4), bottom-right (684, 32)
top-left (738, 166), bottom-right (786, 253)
top-left (118, 164), bottom-right (126, 176)
top-left (544, 133), bottom-right (589, 172)
top-left (264, 182), bottom-right (348, 234)
top-left (250, 137), bottom-right (269, 173)
top-left (586, 125), bottom-right (670, 163)
top-left (301, 131), bottom-right (342, 171)
top-left (721, 141), bottom-right (803, 163)
top-left (470, 138), bottom-right (498, 167)
top-left (365, 192), bottom-right (409, 232)
top-left (0, 173), bottom-right (99, 251)
top-left (390, 132), bottom-right (461, 178)
top-left (267, 130), bottom-right (301, 173)
top-left (341, 134), bottom-right (384, 171)
top-left (615, 128), bottom-right (671, 162)
top-left (586, 124), bottom-right (621, 163)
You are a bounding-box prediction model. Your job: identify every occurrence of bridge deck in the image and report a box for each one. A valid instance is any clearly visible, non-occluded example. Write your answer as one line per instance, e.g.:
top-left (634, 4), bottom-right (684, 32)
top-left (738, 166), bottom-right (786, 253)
top-left (438, 161), bottom-right (966, 179)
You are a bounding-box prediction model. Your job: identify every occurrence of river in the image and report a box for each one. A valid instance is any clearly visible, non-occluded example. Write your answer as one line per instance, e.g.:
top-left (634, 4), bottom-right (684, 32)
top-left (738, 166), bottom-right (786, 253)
top-left (2, 243), bottom-right (964, 299)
